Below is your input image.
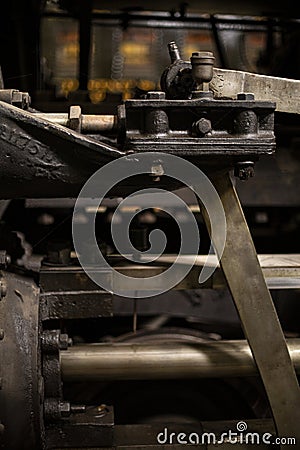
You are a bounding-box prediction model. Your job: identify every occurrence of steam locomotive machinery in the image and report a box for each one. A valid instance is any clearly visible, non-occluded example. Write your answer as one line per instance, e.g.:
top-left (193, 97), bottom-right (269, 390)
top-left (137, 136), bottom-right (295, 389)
top-left (1, 43), bottom-right (300, 449)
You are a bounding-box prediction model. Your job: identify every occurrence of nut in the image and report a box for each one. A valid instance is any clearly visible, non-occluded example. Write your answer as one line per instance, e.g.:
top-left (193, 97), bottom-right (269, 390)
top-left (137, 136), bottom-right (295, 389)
top-left (194, 118), bottom-right (212, 136)
top-left (237, 93), bottom-right (255, 100)
top-left (11, 90), bottom-right (31, 109)
top-left (151, 164), bottom-right (164, 177)
top-left (59, 401), bottom-right (71, 417)
top-left (68, 105), bottom-right (82, 132)
top-left (59, 333), bottom-right (70, 350)
top-left (0, 250), bottom-right (11, 269)
top-left (46, 239), bottom-right (71, 265)
top-left (146, 91), bottom-right (166, 100)
top-left (234, 162), bottom-right (255, 180)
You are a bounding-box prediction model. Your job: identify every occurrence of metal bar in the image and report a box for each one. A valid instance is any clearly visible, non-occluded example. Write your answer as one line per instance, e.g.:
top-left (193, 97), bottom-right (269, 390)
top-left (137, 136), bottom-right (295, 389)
top-left (33, 113), bottom-right (117, 132)
top-left (79, 0), bottom-right (93, 90)
top-left (210, 15), bottom-right (228, 69)
top-left (112, 254), bottom-right (300, 290)
top-left (200, 172), bottom-right (300, 442)
top-left (60, 339), bottom-right (300, 382)
top-left (210, 68), bottom-right (300, 114)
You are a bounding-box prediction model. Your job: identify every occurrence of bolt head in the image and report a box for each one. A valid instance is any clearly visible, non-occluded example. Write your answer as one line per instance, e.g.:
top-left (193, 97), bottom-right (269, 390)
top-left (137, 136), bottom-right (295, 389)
top-left (194, 118), bottom-right (212, 136)
top-left (234, 163), bottom-right (255, 180)
top-left (237, 92), bottom-right (255, 100)
top-left (59, 333), bottom-right (70, 350)
top-left (146, 91), bottom-right (166, 100)
top-left (0, 251), bottom-right (10, 269)
top-left (151, 164), bottom-right (164, 177)
top-left (0, 329), bottom-right (4, 340)
top-left (59, 401), bottom-right (71, 417)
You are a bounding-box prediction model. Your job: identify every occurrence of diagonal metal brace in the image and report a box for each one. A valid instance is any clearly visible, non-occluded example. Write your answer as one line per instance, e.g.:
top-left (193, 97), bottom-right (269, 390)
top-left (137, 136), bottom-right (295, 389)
top-left (198, 172), bottom-right (300, 445)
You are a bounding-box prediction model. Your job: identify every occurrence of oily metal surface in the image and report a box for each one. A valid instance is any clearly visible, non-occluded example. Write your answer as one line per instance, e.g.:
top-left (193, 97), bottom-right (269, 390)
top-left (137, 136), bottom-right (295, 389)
top-left (200, 172), bottom-right (300, 443)
top-left (60, 339), bottom-right (300, 381)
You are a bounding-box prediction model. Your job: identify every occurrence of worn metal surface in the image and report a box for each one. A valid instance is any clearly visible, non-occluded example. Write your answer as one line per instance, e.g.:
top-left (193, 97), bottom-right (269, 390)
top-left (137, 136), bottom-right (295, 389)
top-left (0, 272), bottom-right (42, 450)
top-left (211, 68), bottom-right (300, 114)
top-left (60, 339), bottom-right (300, 382)
top-left (0, 101), bottom-right (123, 199)
top-left (33, 113), bottom-right (117, 133)
top-left (39, 266), bottom-right (113, 320)
top-left (42, 330), bottom-right (64, 423)
top-left (123, 98), bottom-right (275, 156)
top-left (200, 172), bottom-right (300, 443)
top-left (40, 292), bottom-right (113, 320)
top-left (45, 406), bottom-right (114, 449)
top-left (111, 253), bottom-right (300, 290)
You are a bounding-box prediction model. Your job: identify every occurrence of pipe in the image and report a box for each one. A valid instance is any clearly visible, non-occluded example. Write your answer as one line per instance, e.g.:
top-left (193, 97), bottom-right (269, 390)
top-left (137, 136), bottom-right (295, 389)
top-left (61, 339), bottom-right (300, 381)
top-left (33, 113), bottom-right (117, 132)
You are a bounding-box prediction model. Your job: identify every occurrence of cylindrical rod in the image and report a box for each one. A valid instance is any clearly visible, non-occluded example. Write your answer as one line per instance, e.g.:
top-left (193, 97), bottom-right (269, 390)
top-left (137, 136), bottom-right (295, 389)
top-left (61, 339), bottom-right (300, 381)
top-left (33, 113), bottom-right (117, 132)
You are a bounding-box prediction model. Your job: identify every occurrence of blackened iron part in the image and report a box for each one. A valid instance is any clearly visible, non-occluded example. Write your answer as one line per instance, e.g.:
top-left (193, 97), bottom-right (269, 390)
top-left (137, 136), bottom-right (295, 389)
top-left (39, 265), bottom-right (113, 320)
top-left (0, 101), bottom-right (124, 199)
top-left (0, 272), bottom-right (42, 450)
top-left (0, 92), bottom-right (275, 199)
top-left (121, 98), bottom-right (276, 158)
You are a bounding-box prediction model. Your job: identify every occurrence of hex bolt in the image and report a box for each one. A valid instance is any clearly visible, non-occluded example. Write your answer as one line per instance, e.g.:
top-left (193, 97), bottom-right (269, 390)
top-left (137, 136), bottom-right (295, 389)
top-left (150, 164), bottom-right (164, 181)
top-left (194, 118), bottom-right (212, 136)
top-left (11, 90), bottom-right (31, 109)
top-left (22, 92), bottom-right (31, 109)
top-left (0, 250), bottom-right (11, 269)
top-left (234, 162), bottom-right (255, 181)
top-left (0, 329), bottom-right (4, 340)
top-left (237, 93), bottom-right (255, 100)
top-left (59, 333), bottom-right (70, 350)
top-left (68, 105), bottom-right (82, 132)
top-left (146, 91), bottom-right (166, 100)
top-left (59, 401), bottom-right (71, 417)
top-left (151, 164), bottom-right (164, 177)
top-left (46, 239), bottom-right (71, 265)
top-left (0, 280), bottom-right (7, 299)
